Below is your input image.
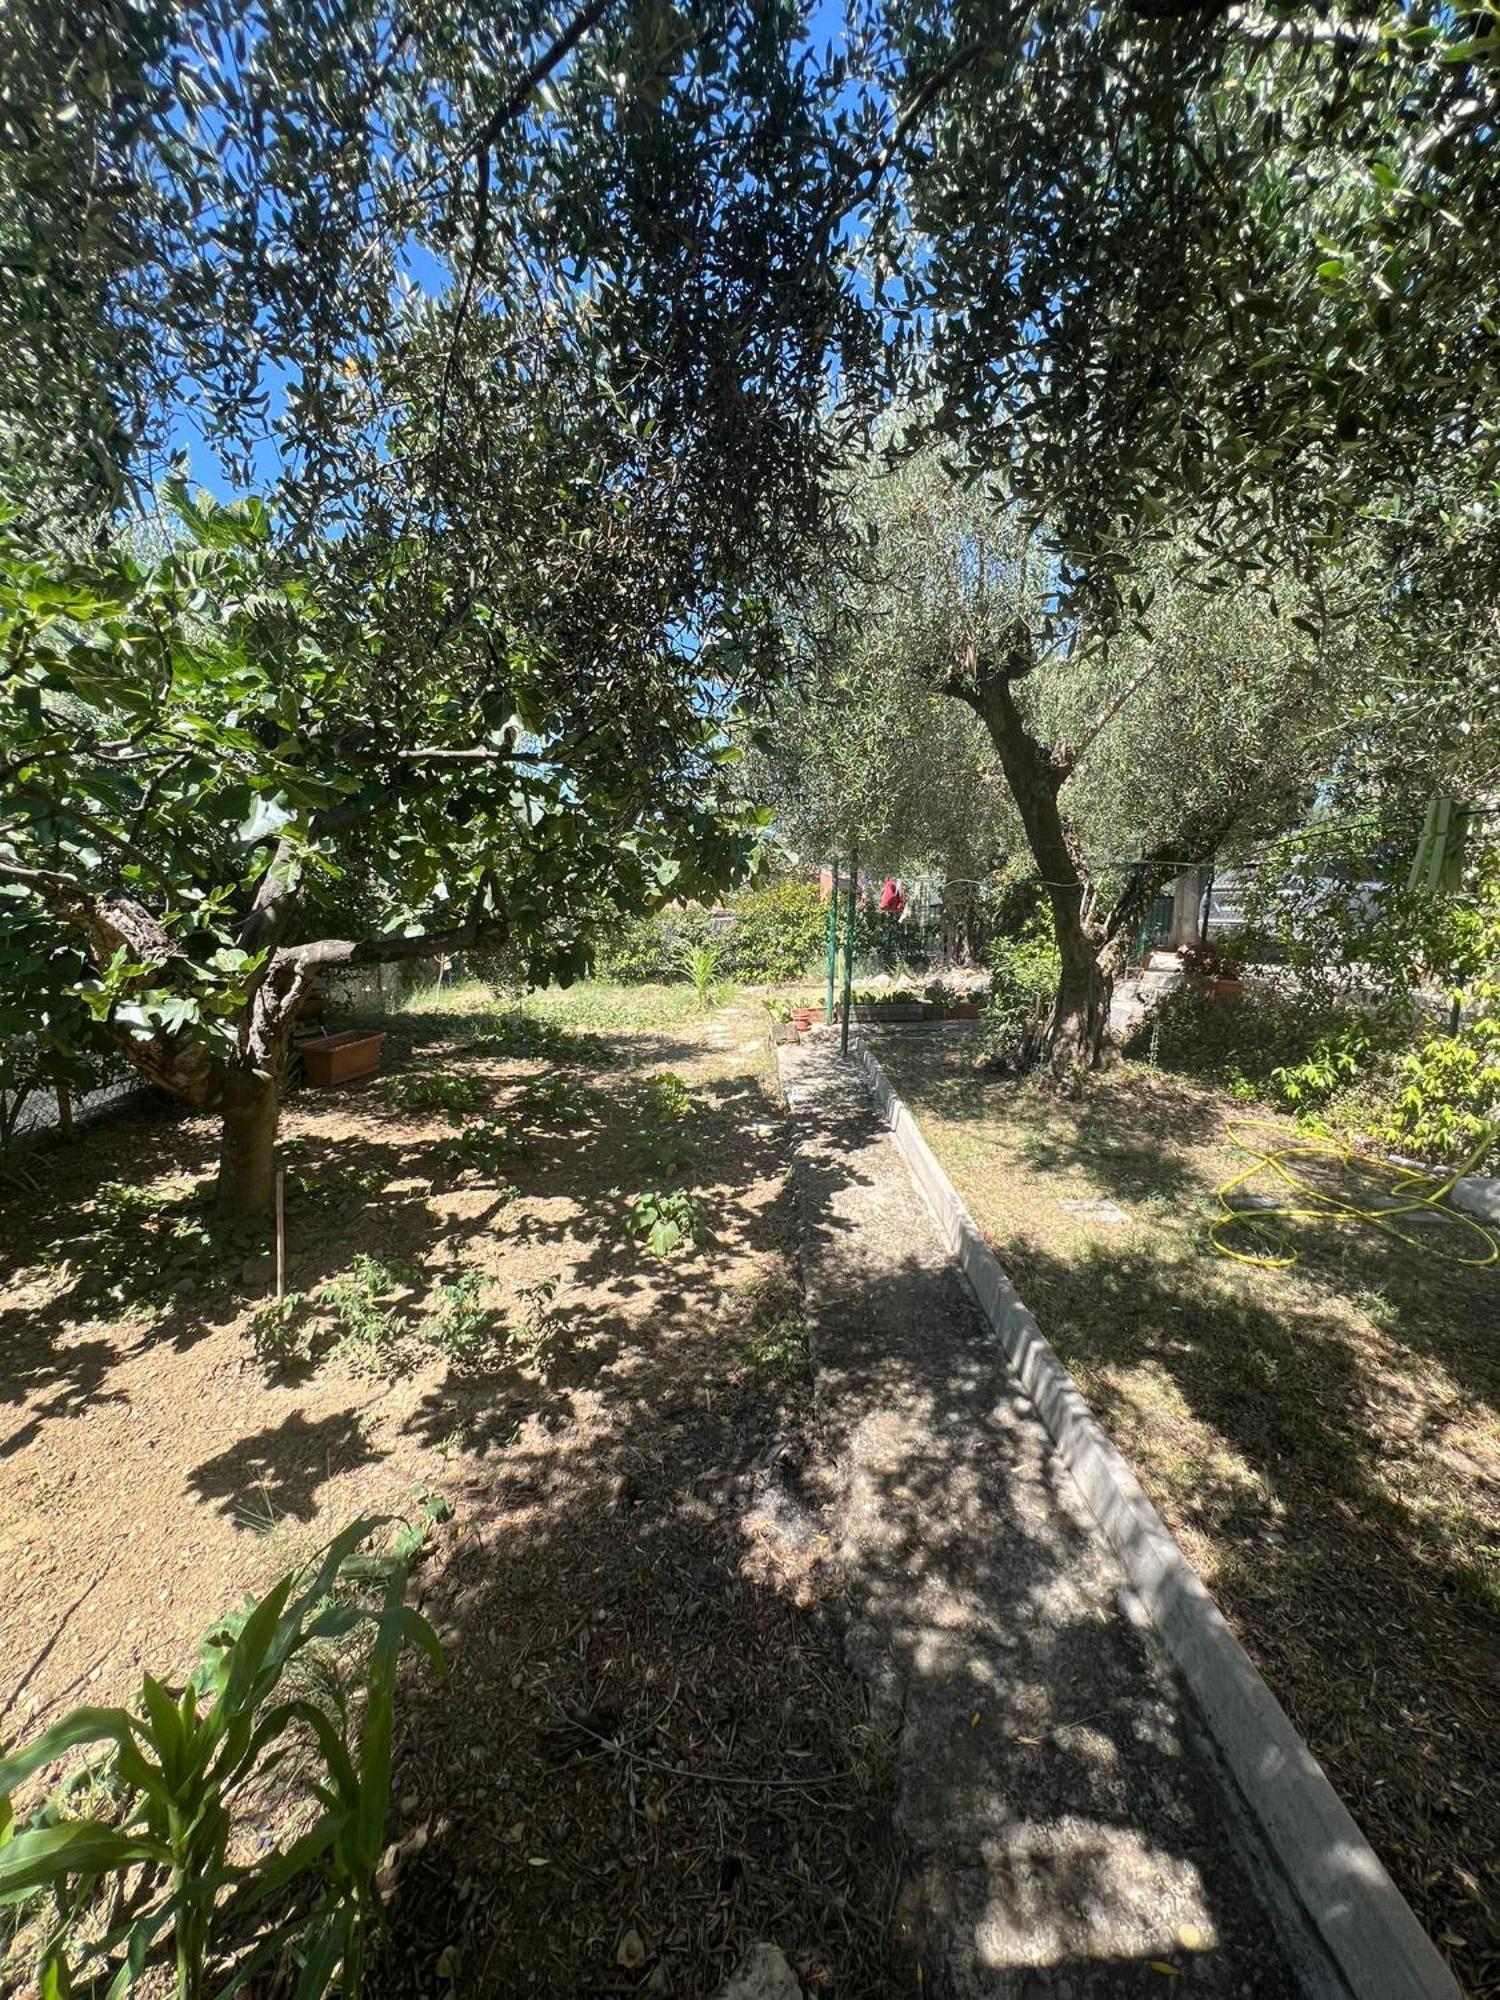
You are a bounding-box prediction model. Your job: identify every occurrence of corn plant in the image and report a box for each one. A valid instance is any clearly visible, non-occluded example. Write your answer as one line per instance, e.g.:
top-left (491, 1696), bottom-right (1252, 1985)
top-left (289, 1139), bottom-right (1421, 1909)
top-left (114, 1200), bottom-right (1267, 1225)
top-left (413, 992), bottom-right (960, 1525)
top-left (676, 938), bottom-right (720, 1010)
top-left (0, 1519), bottom-right (442, 2000)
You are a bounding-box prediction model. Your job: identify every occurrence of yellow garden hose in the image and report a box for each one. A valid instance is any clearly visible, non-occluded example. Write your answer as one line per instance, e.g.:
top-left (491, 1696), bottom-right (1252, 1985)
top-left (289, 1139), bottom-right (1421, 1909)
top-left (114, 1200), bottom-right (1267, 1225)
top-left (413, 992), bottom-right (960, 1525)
top-left (1210, 1120), bottom-right (1499, 1271)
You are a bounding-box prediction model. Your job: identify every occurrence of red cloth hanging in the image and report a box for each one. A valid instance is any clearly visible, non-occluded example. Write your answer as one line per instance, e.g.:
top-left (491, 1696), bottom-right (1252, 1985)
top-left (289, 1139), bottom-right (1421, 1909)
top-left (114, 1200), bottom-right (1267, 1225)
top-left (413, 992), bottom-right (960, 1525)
top-left (878, 876), bottom-right (907, 918)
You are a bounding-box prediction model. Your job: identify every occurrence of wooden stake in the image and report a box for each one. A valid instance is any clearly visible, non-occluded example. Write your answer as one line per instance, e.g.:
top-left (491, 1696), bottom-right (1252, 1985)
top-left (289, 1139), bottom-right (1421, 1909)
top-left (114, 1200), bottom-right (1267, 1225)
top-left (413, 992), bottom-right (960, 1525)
top-left (275, 1167), bottom-right (286, 1302)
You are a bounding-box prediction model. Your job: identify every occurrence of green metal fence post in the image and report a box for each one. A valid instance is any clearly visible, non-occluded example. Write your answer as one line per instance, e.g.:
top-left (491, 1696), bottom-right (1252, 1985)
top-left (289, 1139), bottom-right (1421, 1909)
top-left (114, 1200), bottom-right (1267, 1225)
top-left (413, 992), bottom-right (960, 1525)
top-left (840, 849), bottom-right (857, 1059)
top-left (824, 857), bottom-right (840, 1026)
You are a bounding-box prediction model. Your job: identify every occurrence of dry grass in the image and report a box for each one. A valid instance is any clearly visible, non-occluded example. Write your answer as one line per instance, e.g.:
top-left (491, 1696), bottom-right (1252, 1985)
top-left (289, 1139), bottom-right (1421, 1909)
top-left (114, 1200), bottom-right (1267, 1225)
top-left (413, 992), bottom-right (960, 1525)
top-left (873, 1029), bottom-right (1500, 2000)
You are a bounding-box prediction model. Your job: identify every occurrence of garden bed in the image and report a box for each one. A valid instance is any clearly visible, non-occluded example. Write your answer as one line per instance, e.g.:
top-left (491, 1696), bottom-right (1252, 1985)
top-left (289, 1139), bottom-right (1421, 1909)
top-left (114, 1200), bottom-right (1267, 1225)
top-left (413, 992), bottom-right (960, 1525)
top-left (869, 1027), bottom-right (1500, 1999)
top-left (0, 983), bottom-right (901, 1997)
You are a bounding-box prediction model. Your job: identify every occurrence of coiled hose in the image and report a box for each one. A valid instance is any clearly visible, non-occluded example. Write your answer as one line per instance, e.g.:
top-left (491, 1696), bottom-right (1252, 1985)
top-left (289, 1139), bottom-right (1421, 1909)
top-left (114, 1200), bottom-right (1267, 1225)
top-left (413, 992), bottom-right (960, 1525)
top-left (1211, 1121), bottom-right (1499, 1270)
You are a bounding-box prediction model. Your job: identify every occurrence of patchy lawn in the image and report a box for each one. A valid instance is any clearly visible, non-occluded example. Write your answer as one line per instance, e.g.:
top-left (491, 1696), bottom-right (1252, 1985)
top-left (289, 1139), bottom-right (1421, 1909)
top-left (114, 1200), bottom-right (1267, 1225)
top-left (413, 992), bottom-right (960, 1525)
top-left (1, 982), bottom-right (902, 1997)
top-left (871, 1027), bottom-right (1500, 2000)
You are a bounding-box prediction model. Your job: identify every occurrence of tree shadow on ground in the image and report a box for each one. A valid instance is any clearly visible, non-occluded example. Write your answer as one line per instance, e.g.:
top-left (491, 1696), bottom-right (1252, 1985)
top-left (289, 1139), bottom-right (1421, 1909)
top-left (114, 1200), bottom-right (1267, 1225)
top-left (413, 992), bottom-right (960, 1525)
top-left (187, 1409), bottom-right (382, 1526)
top-left (982, 1230), bottom-right (1499, 1992)
top-left (866, 1027), bottom-right (1222, 1204)
top-left (774, 1048), bottom-right (1307, 1999)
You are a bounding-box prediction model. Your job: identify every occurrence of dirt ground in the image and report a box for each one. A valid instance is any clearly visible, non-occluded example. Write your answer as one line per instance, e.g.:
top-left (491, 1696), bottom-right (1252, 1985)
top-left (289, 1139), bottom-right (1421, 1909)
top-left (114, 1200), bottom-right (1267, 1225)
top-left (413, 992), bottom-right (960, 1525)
top-left (0, 984), bottom-right (903, 1997)
top-left (870, 1025), bottom-right (1500, 2000)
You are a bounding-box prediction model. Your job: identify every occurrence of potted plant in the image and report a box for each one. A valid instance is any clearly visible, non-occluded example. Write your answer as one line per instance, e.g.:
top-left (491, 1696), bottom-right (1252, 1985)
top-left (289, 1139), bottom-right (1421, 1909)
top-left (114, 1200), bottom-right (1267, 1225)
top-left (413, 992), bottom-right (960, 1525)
top-left (1176, 940), bottom-right (1244, 999)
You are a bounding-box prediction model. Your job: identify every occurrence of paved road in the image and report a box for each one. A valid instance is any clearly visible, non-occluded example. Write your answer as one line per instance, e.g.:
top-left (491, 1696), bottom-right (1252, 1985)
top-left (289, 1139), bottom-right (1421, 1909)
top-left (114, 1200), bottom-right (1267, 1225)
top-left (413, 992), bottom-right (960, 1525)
top-left (779, 1035), bottom-right (1336, 1999)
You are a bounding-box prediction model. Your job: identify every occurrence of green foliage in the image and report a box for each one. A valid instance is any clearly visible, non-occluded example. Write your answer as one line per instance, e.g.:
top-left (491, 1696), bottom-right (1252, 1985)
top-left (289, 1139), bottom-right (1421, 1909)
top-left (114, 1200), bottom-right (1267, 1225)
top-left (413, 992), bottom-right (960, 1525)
top-left (512, 1074), bottom-right (591, 1131)
top-left (382, 1069), bottom-right (488, 1123)
top-left (320, 1256), bottom-right (416, 1374)
top-left (637, 1072), bottom-right (695, 1123)
top-left (472, 1012), bottom-right (609, 1066)
top-left (677, 938), bottom-right (721, 1010)
top-left (593, 914), bottom-right (677, 985)
top-left (249, 1291), bottom-right (313, 1370)
top-left (593, 908), bottom-right (713, 986)
top-left (433, 1114), bottom-right (528, 1186)
top-left (979, 920), bottom-right (1061, 1065)
top-left (0, 1519), bottom-right (442, 2000)
top-left (423, 1271), bottom-right (502, 1373)
top-left (722, 878), bottom-right (825, 984)
top-left (503, 1275), bottom-right (564, 1369)
top-left (1378, 999), bottom-right (1500, 1172)
top-left (621, 1188), bottom-right (708, 1259)
top-left (633, 1071), bottom-right (699, 1176)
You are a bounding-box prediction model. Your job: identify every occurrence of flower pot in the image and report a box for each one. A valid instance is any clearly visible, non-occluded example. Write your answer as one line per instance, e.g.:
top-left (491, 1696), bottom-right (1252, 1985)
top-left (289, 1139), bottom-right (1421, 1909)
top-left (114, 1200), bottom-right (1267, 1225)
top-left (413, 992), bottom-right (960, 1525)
top-left (791, 1006), bottom-right (818, 1030)
top-left (301, 1029), bottom-right (386, 1087)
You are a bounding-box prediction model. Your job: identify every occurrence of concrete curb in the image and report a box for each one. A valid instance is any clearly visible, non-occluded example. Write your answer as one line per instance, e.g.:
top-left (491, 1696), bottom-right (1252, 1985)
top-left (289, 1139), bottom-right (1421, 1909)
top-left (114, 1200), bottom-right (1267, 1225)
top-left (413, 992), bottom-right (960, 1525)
top-left (851, 1036), bottom-right (1462, 2000)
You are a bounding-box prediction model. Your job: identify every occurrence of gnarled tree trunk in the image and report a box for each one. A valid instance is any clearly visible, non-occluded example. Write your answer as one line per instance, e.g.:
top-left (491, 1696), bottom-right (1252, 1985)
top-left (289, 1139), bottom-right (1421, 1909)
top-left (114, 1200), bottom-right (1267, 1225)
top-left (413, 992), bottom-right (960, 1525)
top-left (1047, 908), bottom-right (1112, 1068)
top-left (963, 657), bottom-right (1117, 1071)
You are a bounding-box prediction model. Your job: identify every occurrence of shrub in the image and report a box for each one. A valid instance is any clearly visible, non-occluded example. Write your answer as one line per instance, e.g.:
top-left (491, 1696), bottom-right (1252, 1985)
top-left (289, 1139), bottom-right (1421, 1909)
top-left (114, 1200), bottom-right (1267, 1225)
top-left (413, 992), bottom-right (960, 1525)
top-left (592, 912), bottom-right (674, 983)
top-left (424, 1270), bottom-right (503, 1371)
top-left (1128, 983), bottom-right (1340, 1090)
top-left (593, 908), bottom-right (712, 985)
top-left (1373, 993), bottom-right (1500, 1170)
top-left (722, 878), bottom-right (825, 984)
top-left (0, 1519), bottom-right (442, 2000)
top-left (978, 917), bottom-right (1060, 1065)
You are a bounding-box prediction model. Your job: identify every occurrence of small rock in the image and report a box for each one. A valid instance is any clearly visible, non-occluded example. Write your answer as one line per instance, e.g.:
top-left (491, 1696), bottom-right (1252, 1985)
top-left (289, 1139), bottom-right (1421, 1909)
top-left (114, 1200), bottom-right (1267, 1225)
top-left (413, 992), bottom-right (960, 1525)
top-left (712, 1943), bottom-right (801, 2000)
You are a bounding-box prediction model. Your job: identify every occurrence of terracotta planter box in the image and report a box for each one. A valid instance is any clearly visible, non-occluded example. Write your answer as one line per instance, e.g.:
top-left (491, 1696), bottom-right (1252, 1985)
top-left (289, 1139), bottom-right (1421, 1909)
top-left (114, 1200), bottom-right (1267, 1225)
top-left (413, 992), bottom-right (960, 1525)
top-left (301, 1029), bottom-right (386, 1087)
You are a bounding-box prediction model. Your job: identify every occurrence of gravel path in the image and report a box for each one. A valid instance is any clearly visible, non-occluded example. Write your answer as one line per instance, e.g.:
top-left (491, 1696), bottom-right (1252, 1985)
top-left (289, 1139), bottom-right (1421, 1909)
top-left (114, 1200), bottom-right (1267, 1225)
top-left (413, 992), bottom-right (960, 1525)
top-left (779, 1034), bottom-right (1331, 1999)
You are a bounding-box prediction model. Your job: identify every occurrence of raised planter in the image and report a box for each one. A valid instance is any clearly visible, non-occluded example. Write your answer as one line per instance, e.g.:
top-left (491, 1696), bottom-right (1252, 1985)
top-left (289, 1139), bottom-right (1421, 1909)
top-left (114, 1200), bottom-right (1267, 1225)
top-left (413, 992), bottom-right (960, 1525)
top-left (1186, 974), bottom-right (1245, 1000)
top-left (941, 1001), bottom-right (984, 1020)
top-left (838, 1001), bottom-right (931, 1024)
top-left (301, 1029), bottom-right (386, 1087)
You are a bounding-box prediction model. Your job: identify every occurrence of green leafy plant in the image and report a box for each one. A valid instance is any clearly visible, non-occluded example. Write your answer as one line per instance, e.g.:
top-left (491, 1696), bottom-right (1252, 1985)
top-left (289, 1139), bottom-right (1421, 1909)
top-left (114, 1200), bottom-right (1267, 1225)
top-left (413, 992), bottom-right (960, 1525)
top-left (472, 1012), bottom-right (608, 1065)
top-left (512, 1074), bottom-right (590, 1130)
top-left (1269, 1018), bottom-right (1392, 1111)
top-left (423, 1271), bottom-right (502, 1372)
top-left (321, 1255), bottom-right (416, 1373)
top-left (249, 1290), bottom-right (313, 1370)
top-left (633, 1071), bottom-right (698, 1175)
top-left (505, 1274), bottom-right (563, 1366)
top-left (382, 1069), bottom-right (488, 1123)
top-left (433, 1113), bottom-right (528, 1185)
top-left (978, 919), bottom-right (1060, 1066)
top-left (721, 878), bottom-right (824, 984)
top-left (0, 1519), bottom-right (443, 2000)
top-left (1379, 994), bottom-right (1500, 1170)
top-left (677, 938), bottom-right (721, 1010)
top-left (621, 1188), bottom-right (708, 1258)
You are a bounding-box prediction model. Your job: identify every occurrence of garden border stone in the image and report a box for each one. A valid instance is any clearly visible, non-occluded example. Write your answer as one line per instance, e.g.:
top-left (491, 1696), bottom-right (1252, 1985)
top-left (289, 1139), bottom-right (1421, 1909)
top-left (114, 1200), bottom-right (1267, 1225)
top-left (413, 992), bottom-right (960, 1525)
top-left (1450, 1172), bottom-right (1500, 1223)
top-left (850, 1033), bottom-right (1463, 2000)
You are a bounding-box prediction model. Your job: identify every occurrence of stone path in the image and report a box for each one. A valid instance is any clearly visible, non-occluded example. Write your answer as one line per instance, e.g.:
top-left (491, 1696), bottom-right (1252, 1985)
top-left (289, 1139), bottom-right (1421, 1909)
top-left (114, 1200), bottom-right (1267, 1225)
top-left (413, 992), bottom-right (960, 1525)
top-left (778, 1034), bottom-right (1333, 1999)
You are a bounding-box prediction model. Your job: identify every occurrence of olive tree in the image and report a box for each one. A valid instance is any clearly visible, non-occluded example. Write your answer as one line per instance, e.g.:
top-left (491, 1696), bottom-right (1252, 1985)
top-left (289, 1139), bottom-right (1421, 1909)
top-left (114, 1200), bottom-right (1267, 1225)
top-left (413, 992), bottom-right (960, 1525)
top-left (794, 447), bottom-right (1358, 1063)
